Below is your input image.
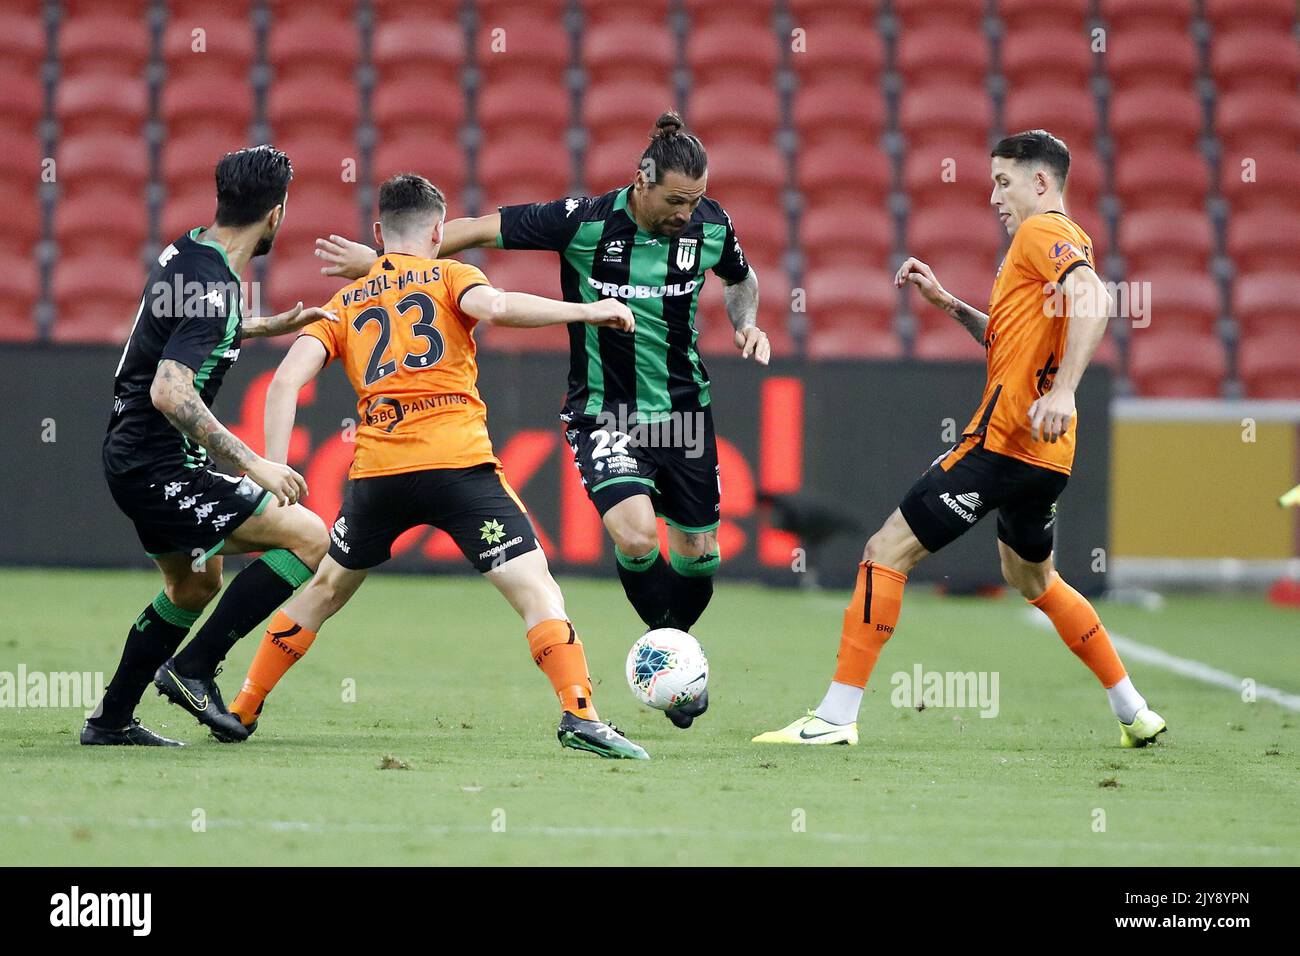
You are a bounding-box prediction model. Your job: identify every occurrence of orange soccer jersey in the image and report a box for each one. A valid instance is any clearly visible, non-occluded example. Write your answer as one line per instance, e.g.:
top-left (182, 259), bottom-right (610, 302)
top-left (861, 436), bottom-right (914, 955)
top-left (301, 253), bottom-right (497, 478)
top-left (958, 211), bottom-right (1096, 476)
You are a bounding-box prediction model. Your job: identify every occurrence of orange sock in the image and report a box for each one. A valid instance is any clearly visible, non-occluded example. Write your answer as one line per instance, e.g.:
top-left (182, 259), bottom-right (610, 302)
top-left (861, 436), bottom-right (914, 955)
top-left (832, 561), bottom-right (907, 688)
top-left (1030, 572), bottom-right (1127, 688)
top-left (527, 619), bottom-right (597, 720)
top-left (230, 610), bottom-right (317, 726)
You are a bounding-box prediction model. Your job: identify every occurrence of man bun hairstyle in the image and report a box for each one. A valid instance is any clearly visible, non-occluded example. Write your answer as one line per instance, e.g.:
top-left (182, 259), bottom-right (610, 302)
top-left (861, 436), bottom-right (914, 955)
top-left (377, 173), bottom-right (447, 235)
top-left (991, 129), bottom-right (1071, 189)
top-left (214, 144), bottom-right (293, 227)
top-left (640, 110), bottom-right (708, 184)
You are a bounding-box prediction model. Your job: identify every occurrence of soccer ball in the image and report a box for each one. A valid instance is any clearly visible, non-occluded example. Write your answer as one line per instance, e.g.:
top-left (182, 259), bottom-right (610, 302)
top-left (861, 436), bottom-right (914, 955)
top-left (625, 629), bottom-right (709, 711)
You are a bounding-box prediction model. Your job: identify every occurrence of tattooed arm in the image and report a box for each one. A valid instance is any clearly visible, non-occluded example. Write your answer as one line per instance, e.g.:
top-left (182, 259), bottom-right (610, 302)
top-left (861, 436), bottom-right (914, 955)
top-left (723, 268), bottom-right (770, 364)
top-left (149, 359), bottom-right (308, 505)
top-left (241, 302), bottom-right (337, 338)
top-left (894, 256), bottom-right (990, 345)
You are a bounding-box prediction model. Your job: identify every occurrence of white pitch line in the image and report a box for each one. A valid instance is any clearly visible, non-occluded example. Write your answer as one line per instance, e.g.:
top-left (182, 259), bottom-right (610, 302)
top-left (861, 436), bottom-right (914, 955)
top-left (1022, 608), bottom-right (1300, 712)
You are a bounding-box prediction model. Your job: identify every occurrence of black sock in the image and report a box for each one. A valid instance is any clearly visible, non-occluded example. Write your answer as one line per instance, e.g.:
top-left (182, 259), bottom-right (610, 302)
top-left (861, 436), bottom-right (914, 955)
top-left (173, 549), bottom-right (313, 679)
top-left (615, 546), bottom-right (675, 629)
top-left (667, 551), bottom-right (719, 630)
top-left (91, 593), bottom-right (200, 728)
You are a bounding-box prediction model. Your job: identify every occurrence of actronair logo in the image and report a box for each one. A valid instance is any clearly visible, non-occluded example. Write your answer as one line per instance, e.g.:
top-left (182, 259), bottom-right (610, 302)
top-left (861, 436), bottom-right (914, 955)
top-left (49, 886), bottom-right (151, 936)
top-left (586, 276), bottom-right (699, 300)
top-left (939, 491), bottom-right (982, 523)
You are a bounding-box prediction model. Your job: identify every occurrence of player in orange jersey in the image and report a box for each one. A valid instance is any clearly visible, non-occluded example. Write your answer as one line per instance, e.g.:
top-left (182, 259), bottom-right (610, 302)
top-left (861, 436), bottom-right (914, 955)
top-left (227, 174), bottom-right (649, 759)
top-left (755, 130), bottom-right (1167, 749)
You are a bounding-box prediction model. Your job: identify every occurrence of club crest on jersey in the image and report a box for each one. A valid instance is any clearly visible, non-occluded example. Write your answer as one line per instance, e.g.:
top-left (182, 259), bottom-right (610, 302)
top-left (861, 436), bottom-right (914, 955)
top-left (675, 237), bottom-right (698, 271)
top-left (602, 239), bottom-right (626, 263)
top-left (564, 197), bottom-right (582, 217)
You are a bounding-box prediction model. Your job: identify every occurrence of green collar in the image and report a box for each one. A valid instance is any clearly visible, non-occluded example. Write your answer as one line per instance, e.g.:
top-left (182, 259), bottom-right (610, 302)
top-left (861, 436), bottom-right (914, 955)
top-left (189, 227), bottom-right (242, 282)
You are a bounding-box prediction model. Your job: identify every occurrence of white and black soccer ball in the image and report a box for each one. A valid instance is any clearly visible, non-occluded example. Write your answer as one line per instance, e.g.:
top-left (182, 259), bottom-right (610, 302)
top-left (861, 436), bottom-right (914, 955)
top-left (625, 628), bottom-right (709, 711)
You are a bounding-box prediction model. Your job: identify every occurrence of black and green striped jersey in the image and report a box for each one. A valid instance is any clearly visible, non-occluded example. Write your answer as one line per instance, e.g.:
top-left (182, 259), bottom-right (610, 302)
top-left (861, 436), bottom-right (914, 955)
top-left (496, 185), bottom-right (750, 421)
top-left (103, 228), bottom-right (243, 477)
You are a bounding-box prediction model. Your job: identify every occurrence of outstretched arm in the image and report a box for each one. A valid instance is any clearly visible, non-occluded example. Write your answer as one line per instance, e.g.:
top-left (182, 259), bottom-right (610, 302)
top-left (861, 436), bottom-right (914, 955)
top-left (241, 302), bottom-right (337, 338)
top-left (265, 336), bottom-right (329, 464)
top-left (895, 256), bottom-right (989, 344)
top-left (459, 285), bottom-right (635, 332)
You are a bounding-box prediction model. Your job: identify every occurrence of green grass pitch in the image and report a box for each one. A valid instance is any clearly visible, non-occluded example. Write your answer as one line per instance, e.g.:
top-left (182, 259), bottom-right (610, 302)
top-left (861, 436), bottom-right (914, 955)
top-left (1, 567), bottom-right (1295, 866)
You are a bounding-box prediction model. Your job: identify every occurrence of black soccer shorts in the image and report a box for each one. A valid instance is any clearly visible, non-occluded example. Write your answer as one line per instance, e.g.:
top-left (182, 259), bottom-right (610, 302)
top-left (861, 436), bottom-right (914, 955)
top-left (564, 406), bottom-right (721, 533)
top-left (106, 464), bottom-right (272, 560)
top-left (327, 462), bottom-right (539, 572)
top-left (898, 442), bottom-right (1069, 563)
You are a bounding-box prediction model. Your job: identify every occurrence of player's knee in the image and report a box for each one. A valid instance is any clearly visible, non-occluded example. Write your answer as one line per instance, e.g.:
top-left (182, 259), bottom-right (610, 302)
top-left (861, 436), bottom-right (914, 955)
top-left (295, 511), bottom-right (330, 569)
top-left (612, 526), bottom-right (659, 559)
top-left (167, 573), bottom-right (221, 610)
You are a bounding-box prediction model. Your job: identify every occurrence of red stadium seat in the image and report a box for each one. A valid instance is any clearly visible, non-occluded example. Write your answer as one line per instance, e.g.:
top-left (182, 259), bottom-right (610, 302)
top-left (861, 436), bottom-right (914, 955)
top-left (371, 16), bottom-right (464, 85)
top-left (686, 22), bottom-right (778, 85)
top-left (476, 0), bottom-right (569, 19)
top-left (274, 190), bottom-right (363, 259)
top-left (1138, 271), bottom-right (1221, 335)
top-left (793, 78), bottom-right (885, 149)
top-left (797, 141), bottom-right (890, 207)
top-left (478, 135), bottom-right (573, 206)
top-left (478, 81), bottom-right (569, 140)
top-left (0, 133), bottom-right (42, 197)
top-left (913, 323), bottom-right (987, 361)
top-left (475, 16), bottom-right (570, 85)
top-left (1100, 0), bottom-right (1192, 32)
top-left (1127, 330), bottom-right (1226, 397)
top-left (0, 13), bottom-right (45, 75)
top-left (802, 203), bottom-right (894, 270)
top-left (689, 82), bottom-right (780, 146)
top-left (908, 207), bottom-right (1004, 273)
top-left (1106, 28), bottom-right (1197, 88)
top-left (899, 83), bottom-right (992, 149)
top-left (896, 25), bottom-right (989, 85)
top-left (161, 74), bottom-right (254, 141)
top-left (903, 145), bottom-right (994, 211)
top-left (52, 255), bottom-right (149, 345)
top-left (55, 75), bottom-right (148, 136)
top-left (1119, 209), bottom-right (1212, 274)
top-left (582, 23), bottom-right (673, 85)
top-left (57, 134), bottom-right (149, 197)
top-left (893, 0), bottom-right (982, 31)
top-left (0, 74), bottom-right (43, 141)
top-left (371, 134), bottom-right (470, 200)
top-left (1114, 149), bottom-right (1207, 211)
top-left (1211, 31), bottom-right (1300, 94)
top-left (696, 259), bottom-right (793, 354)
top-left (1217, 91), bottom-right (1300, 154)
top-left (478, 253), bottom-right (561, 298)
top-left (1000, 27), bottom-right (1094, 89)
top-left (168, 0), bottom-right (251, 18)
top-left (787, 21), bottom-right (884, 85)
top-left (1234, 275), bottom-right (1300, 338)
top-left (55, 192), bottom-right (149, 260)
top-left (1220, 151), bottom-right (1300, 212)
top-left (1063, 150), bottom-right (1103, 212)
top-left (268, 77), bottom-right (359, 141)
top-left (807, 325), bottom-right (903, 359)
top-left (1109, 88), bottom-right (1202, 153)
top-left (63, 0), bottom-right (148, 13)
top-left (803, 266), bottom-right (897, 337)
top-left (1204, 0), bottom-right (1295, 33)
top-left (1003, 85), bottom-right (1099, 153)
top-left (266, 255), bottom-right (353, 312)
top-left (478, 320), bottom-right (571, 355)
top-left (583, 81), bottom-right (674, 142)
top-left (367, 76), bottom-right (466, 141)
top-left (267, 12), bottom-right (360, 81)
top-left (159, 187), bottom-right (217, 243)
top-left (60, 16), bottom-right (150, 76)
top-left (578, 0), bottom-right (671, 27)
top-left (0, 256), bottom-right (40, 339)
top-left (713, 202), bottom-right (785, 267)
top-left (999, 0), bottom-right (1088, 32)
top-left (162, 13), bottom-right (255, 79)
top-left (1238, 331), bottom-right (1300, 398)
top-left (909, 263), bottom-right (995, 326)
top-left (682, 0), bottom-right (776, 31)
top-left (278, 135), bottom-right (363, 189)
top-left (1228, 209), bottom-right (1300, 276)
top-left (586, 133), bottom-right (654, 193)
top-left (700, 144), bottom-right (785, 208)
top-left (161, 134), bottom-right (232, 196)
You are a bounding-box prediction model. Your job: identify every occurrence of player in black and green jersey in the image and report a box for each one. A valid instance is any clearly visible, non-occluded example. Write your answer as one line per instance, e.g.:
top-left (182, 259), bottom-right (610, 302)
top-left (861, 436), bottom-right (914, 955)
top-left (317, 112), bottom-right (769, 728)
top-left (90, 146), bottom-right (334, 746)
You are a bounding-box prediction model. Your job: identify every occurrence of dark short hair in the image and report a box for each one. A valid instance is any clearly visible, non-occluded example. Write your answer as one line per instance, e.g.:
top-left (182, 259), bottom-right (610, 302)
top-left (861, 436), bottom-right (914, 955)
top-left (214, 145), bottom-right (293, 227)
top-left (377, 173), bottom-right (447, 234)
top-left (991, 129), bottom-right (1070, 189)
top-left (640, 110), bottom-right (708, 184)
